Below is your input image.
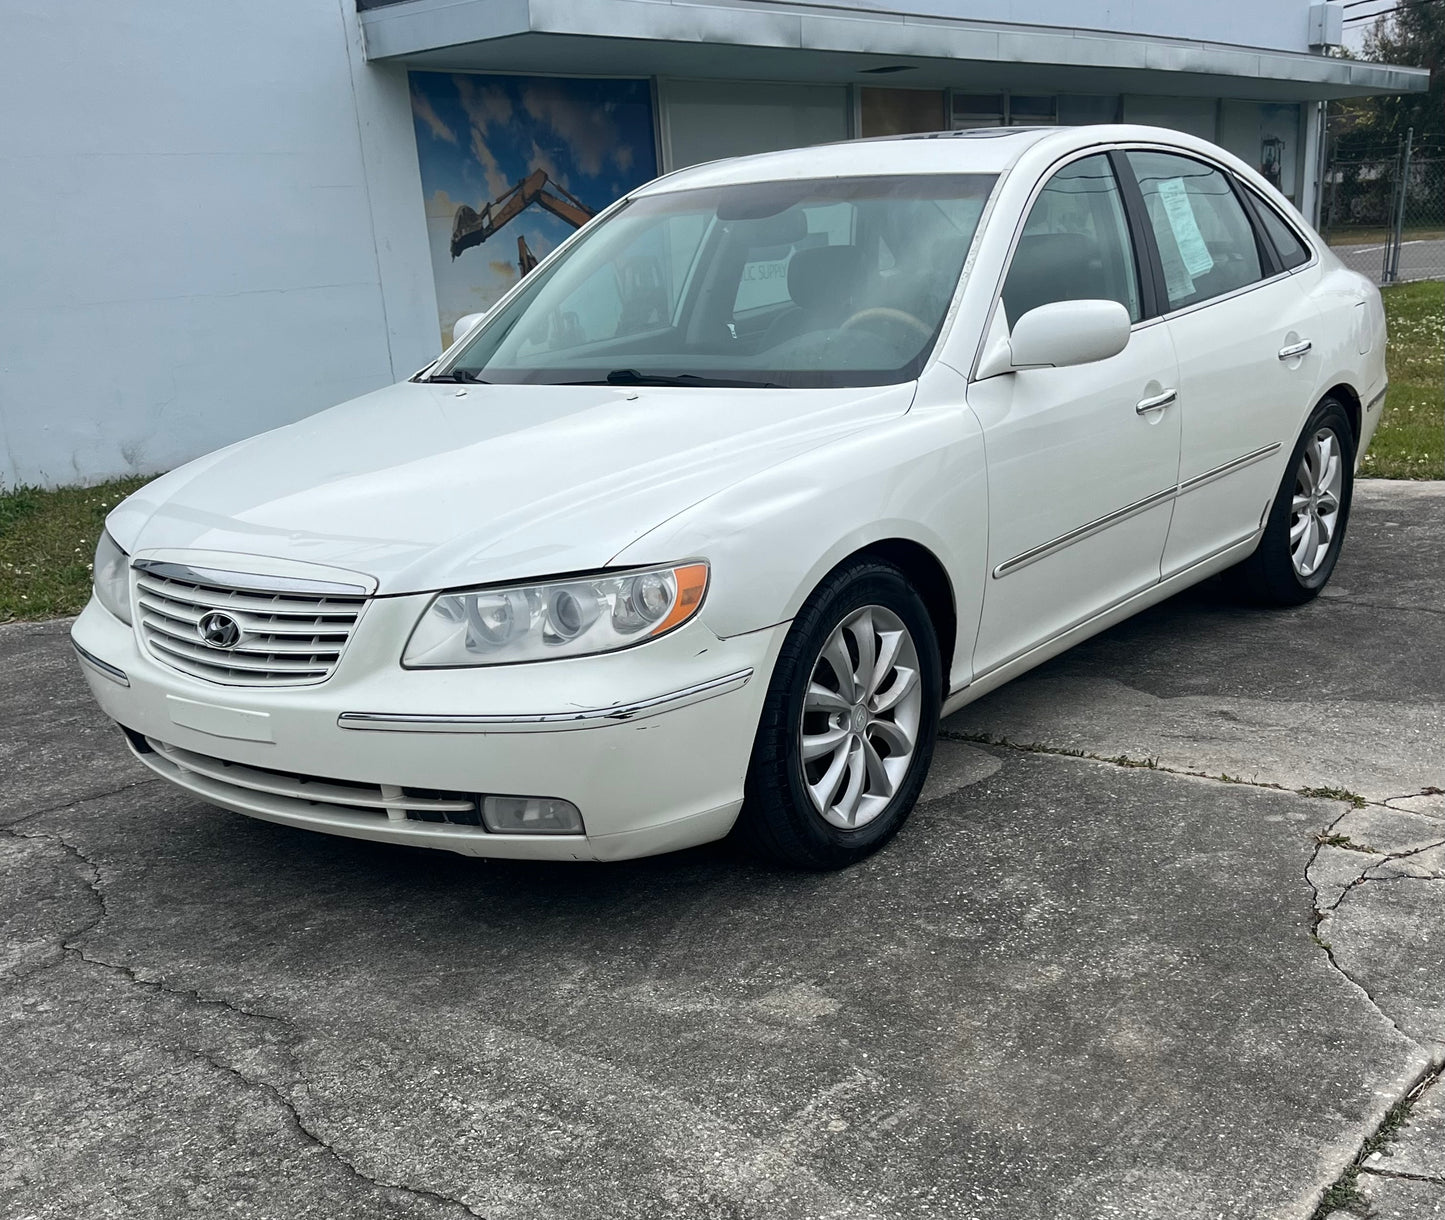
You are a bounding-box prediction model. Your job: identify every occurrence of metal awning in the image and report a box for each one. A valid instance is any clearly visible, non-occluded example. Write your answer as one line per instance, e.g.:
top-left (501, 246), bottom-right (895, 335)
top-left (359, 0), bottom-right (1429, 101)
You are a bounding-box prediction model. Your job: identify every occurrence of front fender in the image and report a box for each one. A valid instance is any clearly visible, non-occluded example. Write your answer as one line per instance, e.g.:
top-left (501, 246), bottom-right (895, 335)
top-left (611, 370), bottom-right (988, 691)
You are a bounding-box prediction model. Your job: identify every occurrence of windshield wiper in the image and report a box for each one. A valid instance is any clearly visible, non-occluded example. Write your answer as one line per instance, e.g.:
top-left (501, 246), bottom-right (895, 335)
top-left (426, 368), bottom-right (489, 384)
top-left (584, 369), bottom-right (782, 389)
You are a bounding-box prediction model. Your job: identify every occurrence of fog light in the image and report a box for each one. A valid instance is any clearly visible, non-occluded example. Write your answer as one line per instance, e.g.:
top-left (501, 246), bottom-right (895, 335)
top-left (481, 795), bottom-right (583, 835)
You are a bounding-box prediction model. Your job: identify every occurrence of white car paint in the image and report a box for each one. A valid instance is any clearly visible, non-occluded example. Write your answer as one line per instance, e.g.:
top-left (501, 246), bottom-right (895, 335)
top-left (73, 125), bottom-right (1387, 862)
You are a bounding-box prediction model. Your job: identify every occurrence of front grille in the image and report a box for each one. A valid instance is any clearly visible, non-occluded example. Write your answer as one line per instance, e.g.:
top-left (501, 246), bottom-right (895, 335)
top-left (131, 734), bottom-right (485, 828)
top-left (134, 568), bottom-right (367, 686)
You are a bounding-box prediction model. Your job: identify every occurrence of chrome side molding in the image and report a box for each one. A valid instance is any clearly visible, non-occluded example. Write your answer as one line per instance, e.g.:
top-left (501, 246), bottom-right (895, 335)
top-left (1176, 443), bottom-right (1282, 494)
top-left (993, 487), bottom-right (1177, 578)
top-left (338, 668), bottom-right (754, 734)
top-left (994, 442), bottom-right (1282, 579)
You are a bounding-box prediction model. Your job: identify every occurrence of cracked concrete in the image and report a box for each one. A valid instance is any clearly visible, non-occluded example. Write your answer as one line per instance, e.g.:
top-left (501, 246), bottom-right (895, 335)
top-left (2, 480), bottom-right (1442, 1218)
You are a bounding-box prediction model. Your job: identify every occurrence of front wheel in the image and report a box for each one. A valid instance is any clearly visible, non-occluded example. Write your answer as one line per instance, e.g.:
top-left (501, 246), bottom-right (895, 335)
top-left (737, 560), bottom-right (941, 869)
top-left (1228, 397), bottom-right (1355, 606)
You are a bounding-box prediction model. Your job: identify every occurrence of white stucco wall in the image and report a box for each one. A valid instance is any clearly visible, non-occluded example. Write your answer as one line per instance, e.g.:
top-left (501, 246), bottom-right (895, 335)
top-left (0, 0), bottom-right (438, 489)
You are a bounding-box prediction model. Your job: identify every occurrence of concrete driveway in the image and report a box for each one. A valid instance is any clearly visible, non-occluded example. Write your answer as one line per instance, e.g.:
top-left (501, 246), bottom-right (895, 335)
top-left (3, 481), bottom-right (1442, 1220)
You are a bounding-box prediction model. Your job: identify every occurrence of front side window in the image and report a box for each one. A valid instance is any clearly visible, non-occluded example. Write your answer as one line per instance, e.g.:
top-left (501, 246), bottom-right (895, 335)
top-left (1127, 151), bottom-right (1264, 310)
top-left (1001, 154), bottom-right (1141, 327)
top-left (436, 174), bottom-right (996, 389)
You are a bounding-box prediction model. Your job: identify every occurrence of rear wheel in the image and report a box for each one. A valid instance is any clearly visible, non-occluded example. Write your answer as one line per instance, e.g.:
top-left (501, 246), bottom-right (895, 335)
top-left (738, 560), bottom-right (941, 869)
top-left (1229, 397), bottom-right (1354, 605)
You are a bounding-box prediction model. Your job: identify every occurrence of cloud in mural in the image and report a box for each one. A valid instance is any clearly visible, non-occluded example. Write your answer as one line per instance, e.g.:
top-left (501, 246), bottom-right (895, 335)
top-left (408, 71), bottom-right (658, 344)
top-left (520, 81), bottom-right (636, 178)
top-left (411, 91), bottom-right (456, 145)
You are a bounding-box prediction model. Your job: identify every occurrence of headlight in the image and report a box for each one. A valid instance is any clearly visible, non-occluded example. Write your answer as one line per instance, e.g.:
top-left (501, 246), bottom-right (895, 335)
top-left (93, 530), bottom-right (132, 625)
top-left (403, 562), bottom-right (709, 668)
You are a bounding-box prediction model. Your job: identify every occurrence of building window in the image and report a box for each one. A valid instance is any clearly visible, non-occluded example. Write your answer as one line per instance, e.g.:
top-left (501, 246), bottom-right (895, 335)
top-left (860, 87), bottom-right (947, 138)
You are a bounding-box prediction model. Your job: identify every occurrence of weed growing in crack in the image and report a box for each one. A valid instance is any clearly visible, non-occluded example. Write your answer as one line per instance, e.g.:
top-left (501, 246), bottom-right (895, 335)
top-left (1298, 786), bottom-right (1368, 809)
top-left (1309, 1066), bottom-right (1442, 1219)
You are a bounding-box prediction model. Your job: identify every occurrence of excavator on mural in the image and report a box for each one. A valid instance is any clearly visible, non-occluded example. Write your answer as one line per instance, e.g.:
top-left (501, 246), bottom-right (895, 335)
top-left (449, 168), bottom-right (595, 276)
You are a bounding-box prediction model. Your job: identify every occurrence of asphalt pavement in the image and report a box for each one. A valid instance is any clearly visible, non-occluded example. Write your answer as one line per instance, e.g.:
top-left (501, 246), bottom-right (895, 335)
top-left (3, 481), bottom-right (1443, 1220)
top-left (1330, 237), bottom-right (1445, 285)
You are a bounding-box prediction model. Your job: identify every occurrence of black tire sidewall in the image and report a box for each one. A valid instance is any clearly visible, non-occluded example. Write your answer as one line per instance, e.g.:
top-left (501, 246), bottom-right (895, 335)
top-left (743, 562), bottom-right (942, 867)
top-left (1267, 398), bottom-right (1356, 598)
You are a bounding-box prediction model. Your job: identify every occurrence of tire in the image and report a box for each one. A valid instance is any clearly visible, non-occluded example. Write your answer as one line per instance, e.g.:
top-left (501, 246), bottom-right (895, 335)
top-left (1228, 397), bottom-right (1355, 606)
top-left (737, 559), bottom-right (941, 869)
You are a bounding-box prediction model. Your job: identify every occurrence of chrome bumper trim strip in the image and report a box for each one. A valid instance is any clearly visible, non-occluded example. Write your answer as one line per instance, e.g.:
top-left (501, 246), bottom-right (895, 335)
top-left (338, 668), bottom-right (755, 734)
top-left (72, 639), bottom-right (130, 687)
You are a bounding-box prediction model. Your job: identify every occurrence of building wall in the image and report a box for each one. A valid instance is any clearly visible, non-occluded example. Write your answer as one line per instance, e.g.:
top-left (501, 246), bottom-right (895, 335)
top-left (0, 0), bottom-right (439, 489)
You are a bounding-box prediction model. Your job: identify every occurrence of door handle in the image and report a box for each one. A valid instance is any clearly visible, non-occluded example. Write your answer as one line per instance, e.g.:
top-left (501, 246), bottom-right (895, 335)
top-left (1136, 388), bottom-right (1177, 415)
top-left (1278, 339), bottom-right (1312, 360)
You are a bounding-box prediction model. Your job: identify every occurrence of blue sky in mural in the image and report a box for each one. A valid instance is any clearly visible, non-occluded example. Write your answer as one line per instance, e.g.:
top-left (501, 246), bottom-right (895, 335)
top-left (409, 72), bottom-right (657, 343)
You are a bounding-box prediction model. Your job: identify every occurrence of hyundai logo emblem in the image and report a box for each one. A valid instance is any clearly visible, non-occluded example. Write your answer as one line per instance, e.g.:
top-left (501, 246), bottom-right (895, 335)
top-left (197, 610), bottom-right (243, 650)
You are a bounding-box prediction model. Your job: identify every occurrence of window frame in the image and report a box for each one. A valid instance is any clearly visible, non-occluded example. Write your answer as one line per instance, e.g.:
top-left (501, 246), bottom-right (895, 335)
top-left (993, 149), bottom-right (1154, 328)
top-left (1112, 144), bottom-right (1315, 321)
top-left (1238, 183), bottom-right (1318, 274)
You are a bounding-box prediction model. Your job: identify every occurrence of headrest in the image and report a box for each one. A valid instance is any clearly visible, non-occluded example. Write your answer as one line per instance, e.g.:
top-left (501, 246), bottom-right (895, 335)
top-left (1002, 232), bottom-right (1097, 324)
top-left (787, 245), bottom-right (865, 312)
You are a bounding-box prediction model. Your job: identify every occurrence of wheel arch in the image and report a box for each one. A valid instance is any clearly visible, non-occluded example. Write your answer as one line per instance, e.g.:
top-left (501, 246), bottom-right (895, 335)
top-left (1321, 382), bottom-right (1362, 450)
top-left (831, 537), bottom-right (958, 679)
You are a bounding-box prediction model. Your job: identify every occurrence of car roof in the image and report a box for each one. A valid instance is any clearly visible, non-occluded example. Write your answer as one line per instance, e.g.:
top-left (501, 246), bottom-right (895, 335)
top-left (634, 125), bottom-right (1248, 194)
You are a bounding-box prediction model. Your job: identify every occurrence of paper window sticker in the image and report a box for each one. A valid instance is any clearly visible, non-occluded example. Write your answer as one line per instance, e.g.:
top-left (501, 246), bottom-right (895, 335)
top-left (1146, 192), bottom-right (1196, 302)
top-left (1156, 178), bottom-right (1215, 278)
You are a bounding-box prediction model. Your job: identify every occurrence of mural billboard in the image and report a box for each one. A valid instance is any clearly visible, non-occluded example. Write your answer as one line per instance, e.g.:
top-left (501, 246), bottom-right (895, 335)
top-left (408, 72), bottom-right (658, 344)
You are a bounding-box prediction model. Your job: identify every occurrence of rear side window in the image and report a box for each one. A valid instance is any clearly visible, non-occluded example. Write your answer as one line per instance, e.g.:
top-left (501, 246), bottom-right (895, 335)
top-left (1247, 188), bottom-right (1311, 271)
top-left (1001, 154), bottom-right (1141, 327)
top-left (1126, 151), bottom-right (1263, 311)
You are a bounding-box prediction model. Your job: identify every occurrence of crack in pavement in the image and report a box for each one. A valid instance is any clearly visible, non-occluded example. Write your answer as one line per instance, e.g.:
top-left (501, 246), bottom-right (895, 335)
top-left (1, 819), bottom-right (489, 1218)
top-left (941, 729), bottom-right (1376, 807)
top-left (184, 1047), bottom-right (488, 1218)
top-left (944, 726), bottom-right (1445, 1217)
top-left (2, 775), bottom-right (162, 831)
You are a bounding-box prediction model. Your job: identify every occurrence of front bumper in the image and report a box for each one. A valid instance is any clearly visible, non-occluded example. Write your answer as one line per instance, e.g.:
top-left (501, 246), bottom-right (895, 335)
top-left (71, 594), bottom-right (785, 861)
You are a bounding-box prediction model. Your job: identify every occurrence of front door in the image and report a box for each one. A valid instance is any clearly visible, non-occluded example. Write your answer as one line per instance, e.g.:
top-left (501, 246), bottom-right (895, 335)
top-left (968, 153), bottom-right (1182, 677)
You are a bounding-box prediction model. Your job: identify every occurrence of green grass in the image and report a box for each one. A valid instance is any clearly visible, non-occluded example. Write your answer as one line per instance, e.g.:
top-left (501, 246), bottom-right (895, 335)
top-left (1326, 225), bottom-right (1445, 246)
top-left (1360, 280), bottom-right (1444, 480)
top-left (0, 477), bottom-right (150, 623)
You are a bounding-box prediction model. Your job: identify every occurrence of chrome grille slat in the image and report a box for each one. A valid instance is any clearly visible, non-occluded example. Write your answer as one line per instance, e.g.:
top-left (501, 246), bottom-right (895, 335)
top-left (136, 568), bottom-right (365, 686)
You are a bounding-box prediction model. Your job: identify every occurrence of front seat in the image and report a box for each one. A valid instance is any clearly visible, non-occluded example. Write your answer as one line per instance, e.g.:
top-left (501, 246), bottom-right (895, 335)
top-left (761, 245), bottom-right (866, 350)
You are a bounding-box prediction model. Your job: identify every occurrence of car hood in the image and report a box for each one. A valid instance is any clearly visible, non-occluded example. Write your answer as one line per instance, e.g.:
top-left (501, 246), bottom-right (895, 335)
top-left (109, 378), bottom-right (916, 594)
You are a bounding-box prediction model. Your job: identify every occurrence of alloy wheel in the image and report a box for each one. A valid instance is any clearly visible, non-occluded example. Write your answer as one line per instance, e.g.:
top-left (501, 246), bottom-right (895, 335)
top-left (1290, 427), bottom-right (1343, 578)
top-left (798, 605), bottom-right (923, 829)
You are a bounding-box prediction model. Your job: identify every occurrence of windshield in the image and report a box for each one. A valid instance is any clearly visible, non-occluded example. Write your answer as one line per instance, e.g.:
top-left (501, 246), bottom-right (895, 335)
top-left (435, 174), bottom-right (996, 389)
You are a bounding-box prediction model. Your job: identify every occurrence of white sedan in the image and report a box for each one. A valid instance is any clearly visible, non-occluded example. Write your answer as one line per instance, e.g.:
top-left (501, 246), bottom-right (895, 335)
top-left (73, 125), bottom-right (1386, 869)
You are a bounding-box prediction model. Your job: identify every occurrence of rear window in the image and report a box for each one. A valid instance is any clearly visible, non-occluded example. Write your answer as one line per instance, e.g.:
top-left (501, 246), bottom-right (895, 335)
top-left (1247, 188), bottom-right (1311, 271)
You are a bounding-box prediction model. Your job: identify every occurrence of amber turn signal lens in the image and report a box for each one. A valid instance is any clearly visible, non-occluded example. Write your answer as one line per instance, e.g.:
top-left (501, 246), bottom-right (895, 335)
top-left (652, 563), bottom-right (709, 636)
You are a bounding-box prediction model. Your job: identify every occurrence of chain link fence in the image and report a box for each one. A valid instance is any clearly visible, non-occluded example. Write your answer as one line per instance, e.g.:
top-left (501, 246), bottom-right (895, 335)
top-left (1321, 134), bottom-right (1445, 285)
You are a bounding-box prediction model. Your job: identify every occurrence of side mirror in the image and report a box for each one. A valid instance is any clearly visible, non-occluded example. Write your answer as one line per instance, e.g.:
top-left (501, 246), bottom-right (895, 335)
top-left (1008, 299), bottom-right (1131, 369)
top-left (449, 312), bottom-right (487, 347)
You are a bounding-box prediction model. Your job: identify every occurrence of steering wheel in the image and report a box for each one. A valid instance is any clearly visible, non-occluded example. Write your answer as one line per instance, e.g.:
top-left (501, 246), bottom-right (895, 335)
top-left (838, 306), bottom-right (933, 341)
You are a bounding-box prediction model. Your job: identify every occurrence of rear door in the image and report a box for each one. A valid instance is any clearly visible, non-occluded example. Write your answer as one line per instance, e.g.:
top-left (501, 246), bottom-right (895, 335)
top-left (1121, 149), bottom-right (1321, 577)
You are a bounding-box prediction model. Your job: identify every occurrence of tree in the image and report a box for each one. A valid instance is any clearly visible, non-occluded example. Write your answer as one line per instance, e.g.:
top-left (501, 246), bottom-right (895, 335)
top-left (1331, 2), bottom-right (1444, 158)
